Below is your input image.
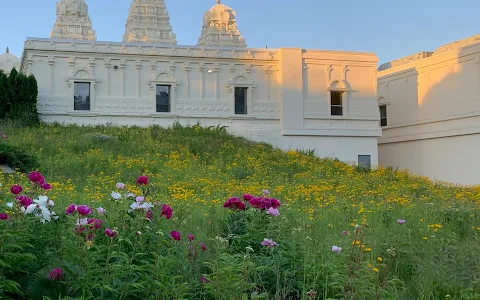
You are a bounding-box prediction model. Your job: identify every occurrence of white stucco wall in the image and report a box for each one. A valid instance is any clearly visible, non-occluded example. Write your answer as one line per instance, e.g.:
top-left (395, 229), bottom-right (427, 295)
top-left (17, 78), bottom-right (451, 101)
top-left (21, 38), bottom-right (381, 165)
top-left (377, 37), bottom-right (480, 185)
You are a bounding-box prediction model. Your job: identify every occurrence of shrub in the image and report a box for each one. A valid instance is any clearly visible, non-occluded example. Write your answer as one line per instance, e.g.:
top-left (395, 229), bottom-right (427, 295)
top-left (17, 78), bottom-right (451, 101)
top-left (0, 142), bottom-right (39, 173)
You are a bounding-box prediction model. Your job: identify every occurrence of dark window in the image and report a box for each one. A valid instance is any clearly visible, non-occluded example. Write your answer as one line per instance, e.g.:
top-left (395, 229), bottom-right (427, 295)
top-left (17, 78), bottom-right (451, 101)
top-left (74, 82), bottom-right (90, 111)
top-left (379, 105), bottom-right (387, 127)
top-left (358, 155), bottom-right (371, 169)
top-left (331, 91), bottom-right (343, 116)
top-left (235, 87), bottom-right (248, 114)
top-left (156, 85), bottom-right (170, 112)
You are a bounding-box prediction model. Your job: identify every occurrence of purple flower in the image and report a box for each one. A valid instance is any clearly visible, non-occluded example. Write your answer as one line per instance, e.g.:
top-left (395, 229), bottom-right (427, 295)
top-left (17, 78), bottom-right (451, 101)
top-left (0, 213), bottom-right (8, 220)
top-left (116, 182), bottom-right (125, 189)
top-left (249, 197), bottom-right (272, 210)
top-left (41, 183), bottom-right (52, 191)
top-left (200, 276), bottom-right (210, 283)
top-left (260, 238), bottom-right (278, 248)
top-left (66, 204), bottom-right (76, 215)
top-left (187, 233), bottom-right (195, 241)
top-left (77, 205), bottom-right (92, 216)
top-left (88, 218), bottom-right (103, 230)
top-left (161, 204), bottom-right (173, 219)
top-left (263, 189), bottom-right (270, 195)
top-left (397, 219), bottom-right (406, 225)
top-left (201, 242), bottom-right (207, 251)
top-left (270, 198), bottom-right (281, 209)
top-left (136, 196), bottom-right (145, 203)
top-left (342, 231), bottom-right (350, 235)
top-left (242, 194), bottom-right (254, 201)
top-left (105, 228), bottom-right (117, 238)
top-left (137, 175), bottom-right (149, 185)
top-left (47, 268), bottom-right (64, 281)
top-left (223, 197), bottom-right (245, 210)
top-left (96, 207), bottom-right (105, 215)
top-left (10, 184), bottom-right (23, 195)
top-left (170, 230), bottom-right (181, 241)
top-left (266, 207), bottom-right (280, 216)
top-left (332, 246), bottom-right (342, 254)
top-left (28, 171), bottom-right (43, 183)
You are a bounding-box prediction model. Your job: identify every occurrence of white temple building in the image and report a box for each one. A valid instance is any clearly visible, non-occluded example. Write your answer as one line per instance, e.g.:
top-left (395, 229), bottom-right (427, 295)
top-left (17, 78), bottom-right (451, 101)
top-left (377, 34), bottom-right (480, 185)
top-left (0, 0), bottom-right (382, 168)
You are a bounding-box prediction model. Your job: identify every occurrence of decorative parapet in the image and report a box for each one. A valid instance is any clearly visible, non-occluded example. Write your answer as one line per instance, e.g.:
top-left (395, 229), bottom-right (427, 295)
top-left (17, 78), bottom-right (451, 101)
top-left (378, 52), bottom-right (432, 71)
top-left (23, 38), bottom-right (279, 62)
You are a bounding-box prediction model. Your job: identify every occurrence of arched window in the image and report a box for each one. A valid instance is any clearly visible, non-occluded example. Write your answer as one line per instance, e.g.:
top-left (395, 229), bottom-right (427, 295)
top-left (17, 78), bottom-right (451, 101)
top-left (328, 80), bottom-right (349, 116)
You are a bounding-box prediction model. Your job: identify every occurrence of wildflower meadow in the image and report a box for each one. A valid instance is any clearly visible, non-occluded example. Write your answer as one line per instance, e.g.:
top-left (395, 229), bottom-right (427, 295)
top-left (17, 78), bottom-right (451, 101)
top-left (1, 122), bottom-right (480, 299)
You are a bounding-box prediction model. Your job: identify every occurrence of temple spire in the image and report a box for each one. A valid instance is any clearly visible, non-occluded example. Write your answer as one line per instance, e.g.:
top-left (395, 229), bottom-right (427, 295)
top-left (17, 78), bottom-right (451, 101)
top-left (51, 0), bottom-right (96, 41)
top-left (123, 0), bottom-right (177, 45)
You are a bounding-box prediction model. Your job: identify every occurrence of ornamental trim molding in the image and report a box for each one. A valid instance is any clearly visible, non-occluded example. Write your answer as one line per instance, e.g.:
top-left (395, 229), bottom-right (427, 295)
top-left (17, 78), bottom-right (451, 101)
top-left (226, 72), bottom-right (256, 93)
top-left (149, 69), bottom-right (179, 91)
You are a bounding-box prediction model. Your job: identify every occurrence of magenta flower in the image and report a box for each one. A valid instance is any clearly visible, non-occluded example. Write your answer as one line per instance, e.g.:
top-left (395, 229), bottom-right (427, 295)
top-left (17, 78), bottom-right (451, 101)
top-left (249, 197), bottom-right (272, 210)
top-left (137, 175), bottom-right (149, 185)
top-left (116, 182), bottom-right (125, 189)
top-left (187, 233), bottom-right (195, 241)
top-left (0, 213), bottom-right (8, 220)
top-left (266, 207), bottom-right (280, 216)
top-left (261, 238), bottom-right (278, 248)
top-left (397, 219), bottom-right (406, 225)
top-left (88, 218), bottom-right (103, 230)
top-left (28, 171), bottom-right (43, 183)
top-left (47, 268), bottom-right (64, 281)
top-left (270, 198), bottom-right (281, 209)
top-left (332, 246), bottom-right (342, 254)
top-left (201, 242), bottom-right (207, 251)
top-left (223, 197), bottom-right (246, 210)
top-left (170, 230), bottom-right (181, 241)
top-left (242, 194), bottom-right (254, 201)
top-left (161, 204), bottom-right (173, 219)
top-left (146, 210), bottom-right (153, 221)
top-left (41, 183), bottom-right (52, 191)
top-left (96, 207), bottom-right (105, 215)
top-left (16, 195), bottom-right (33, 208)
top-left (200, 276), bottom-right (210, 283)
top-left (10, 184), bottom-right (23, 195)
top-left (66, 204), bottom-right (76, 215)
top-left (105, 228), bottom-right (117, 238)
top-left (77, 205), bottom-right (92, 216)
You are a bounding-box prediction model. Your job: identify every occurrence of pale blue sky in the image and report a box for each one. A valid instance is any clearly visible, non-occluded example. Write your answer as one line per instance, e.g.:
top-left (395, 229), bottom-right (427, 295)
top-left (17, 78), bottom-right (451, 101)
top-left (1, 0), bottom-right (478, 65)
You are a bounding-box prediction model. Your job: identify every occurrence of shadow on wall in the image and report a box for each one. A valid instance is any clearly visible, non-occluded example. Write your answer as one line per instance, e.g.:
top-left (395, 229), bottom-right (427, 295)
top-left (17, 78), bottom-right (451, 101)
top-left (378, 49), bottom-right (480, 186)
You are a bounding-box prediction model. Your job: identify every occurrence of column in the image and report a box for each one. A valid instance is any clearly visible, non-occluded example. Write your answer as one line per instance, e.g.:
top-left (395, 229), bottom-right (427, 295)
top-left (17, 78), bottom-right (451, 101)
top-left (263, 66), bottom-right (272, 101)
top-left (199, 63), bottom-right (205, 99)
top-left (120, 60), bottom-right (126, 98)
top-left (213, 63), bottom-right (220, 100)
top-left (184, 63), bottom-right (190, 99)
top-left (135, 60), bottom-right (142, 98)
top-left (104, 59), bottom-right (111, 96)
top-left (48, 56), bottom-right (54, 95)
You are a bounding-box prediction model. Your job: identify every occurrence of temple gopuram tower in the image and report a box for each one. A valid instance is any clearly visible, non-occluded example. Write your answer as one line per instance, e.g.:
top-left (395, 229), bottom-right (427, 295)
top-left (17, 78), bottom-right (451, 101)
top-left (50, 0), bottom-right (96, 41)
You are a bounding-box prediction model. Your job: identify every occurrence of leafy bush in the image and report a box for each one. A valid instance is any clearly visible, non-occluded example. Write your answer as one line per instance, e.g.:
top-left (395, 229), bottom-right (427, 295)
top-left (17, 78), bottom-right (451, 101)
top-left (0, 142), bottom-right (39, 173)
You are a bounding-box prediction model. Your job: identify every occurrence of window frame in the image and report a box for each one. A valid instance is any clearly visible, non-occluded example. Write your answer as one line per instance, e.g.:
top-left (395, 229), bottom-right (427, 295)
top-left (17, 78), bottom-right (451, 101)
top-left (379, 104), bottom-right (387, 127)
top-left (330, 90), bottom-right (344, 116)
top-left (234, 86), bottom-right (248, 115)
top-left (73, 81), bottom-right (92, 111)
top-left (155, 84), bottom-right (171, 113)
top-left (358, 155), bottom-right (372, 169)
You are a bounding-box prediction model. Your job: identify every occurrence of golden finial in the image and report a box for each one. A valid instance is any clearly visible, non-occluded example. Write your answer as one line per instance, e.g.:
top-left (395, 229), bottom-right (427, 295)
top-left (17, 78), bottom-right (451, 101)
top-left (216, 0), bottom-right (220, 3)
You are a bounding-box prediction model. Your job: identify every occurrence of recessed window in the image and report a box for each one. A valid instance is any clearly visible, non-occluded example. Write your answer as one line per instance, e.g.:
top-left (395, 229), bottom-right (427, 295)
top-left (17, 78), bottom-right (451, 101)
top-left (235, 87), bottom-right (248, 115)
top-left (156, 85), bottom-right (170, 113)
top-left (74, 82), bottom-right (90, 111)
top-left (379, 105), bottom-right (387, 127)
top-left (358, 155), bottom-right (371, 169)
top-left (330, 91), bottom-right (343, 116)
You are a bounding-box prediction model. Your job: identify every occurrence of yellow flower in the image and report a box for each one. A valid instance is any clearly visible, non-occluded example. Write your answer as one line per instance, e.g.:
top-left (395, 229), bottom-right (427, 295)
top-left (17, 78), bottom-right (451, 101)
top-left (377, 257), bottom-right (383, 262)
top-left (364, 247), bottom-right (373, 252)
top-left (373, 268), bottom-right (379, 273)
top-left (423, 236), bottom-right (428, 240)
top-left (86, 240), bottom-right (93, 249)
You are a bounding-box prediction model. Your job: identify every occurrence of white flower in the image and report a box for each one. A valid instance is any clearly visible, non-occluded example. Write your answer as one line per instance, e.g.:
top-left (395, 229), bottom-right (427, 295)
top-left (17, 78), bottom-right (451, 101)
top-left (126, 193), bottom-right (135, 198)
top-left (6, 202), bottom-right (14, 208)
top-left (76, 218), bottom-right (88, 226)
top-left (34, 196), bottom-right (49, 207)
top-left (111, 191), bottom-right (122, 200)
top-left (48, 200), bottom-right (55, 207)
top-left (39, 206), bottom-right (51, 223)
top-left (130, 202), bottom-right (153, 211)
top-left (25, 204), bottom-right (38, 214)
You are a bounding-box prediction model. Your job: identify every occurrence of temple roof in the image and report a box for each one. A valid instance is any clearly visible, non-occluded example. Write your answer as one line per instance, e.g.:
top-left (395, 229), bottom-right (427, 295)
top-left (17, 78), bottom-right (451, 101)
top-left (0, 47), bottom-right (20, 75)
top-left (51, 0), bottom-right (96, 41)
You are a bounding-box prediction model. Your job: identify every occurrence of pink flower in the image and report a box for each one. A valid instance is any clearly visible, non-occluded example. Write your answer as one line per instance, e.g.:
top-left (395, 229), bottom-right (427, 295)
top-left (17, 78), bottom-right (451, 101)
top-left (116, 182), bottom-right (125, 189)
top-left (242, 194), bottom-right (254, 201)
top-left (332, 246), bottom-right (342, 254)
top-left (170, 230), bottom-right (181, 241)
top-left (16, 196), bottom-right (33, 208)
top-left (201, 242), bottom-right (207, 251)
top-left (249, 197), bottom-right (272, 210)
top-left (10, 184), bottom-right (22, 195)
top-left (223, 197), bottom-right (245, 210)
top-left (270, 198), bottom-right (281, 209)
top-left (66, 204), bottom-right (76, 215)
top-left (137, 175), bottom-right (149, 185)
top-left (266, 207), bottom-right (280, 216)
top-left (200, 276), bottom-right (210, 283)
top-left (263, 189), bottom-right (270, 195)
top-left (260, 238), bottom-right (278, 248)
top-left (397, 219), bottom-right (406, 225)
top-left (0, 213), bottom-right (8, 220)
top-left (161, 204), bottom-right (173, 219)
top-left (96, 207), bottom-right (105, 215)
top-left (187, 234), bottom-right (195, 241)
top-left (28, 171), bottom-right (43, 183)
top-left (41, 183), bottom-right (52, 190)
top-left (77, 205), bottom-right (92, 216)
top-left (105, 228), bottom-right (117, 238)
top-left (136, 196), bottom-right (145, 203)
top-left (88, 218), bottom-right (103, 230)
top-left (47, 268), bottom-right (64, 281)
top-left (342, 231), bottom-right (350, 235)
top-left (146, 210), bottom-right (153, 221)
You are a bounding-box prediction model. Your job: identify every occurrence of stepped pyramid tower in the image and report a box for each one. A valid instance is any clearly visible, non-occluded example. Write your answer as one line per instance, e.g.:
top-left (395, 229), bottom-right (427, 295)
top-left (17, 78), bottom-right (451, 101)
top-left (123, 0), bottom-right (177, 45)
top-left (197, 0), bottom-right (246, 48)
top-left (50, 0), bottom-right (96, 41)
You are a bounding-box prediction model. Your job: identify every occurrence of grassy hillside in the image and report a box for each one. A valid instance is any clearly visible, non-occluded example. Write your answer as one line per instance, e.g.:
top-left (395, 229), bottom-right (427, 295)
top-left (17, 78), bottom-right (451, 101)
top-left (1, 122), bottom-right (480, 299)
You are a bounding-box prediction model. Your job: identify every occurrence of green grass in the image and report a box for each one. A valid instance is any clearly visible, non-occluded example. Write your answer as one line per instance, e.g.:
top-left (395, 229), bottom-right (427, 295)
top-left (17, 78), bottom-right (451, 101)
top-left (0, 121), bottom-right (480, 299)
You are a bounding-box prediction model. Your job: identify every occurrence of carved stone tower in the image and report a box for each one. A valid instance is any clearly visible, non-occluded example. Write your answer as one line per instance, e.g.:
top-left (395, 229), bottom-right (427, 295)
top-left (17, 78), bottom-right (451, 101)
top-left (50, 0), bottom-right (96, 41)
top-left (123, 0), bottom-right (177, 45)
top-left (197, 0), bottom-right (247, 48)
